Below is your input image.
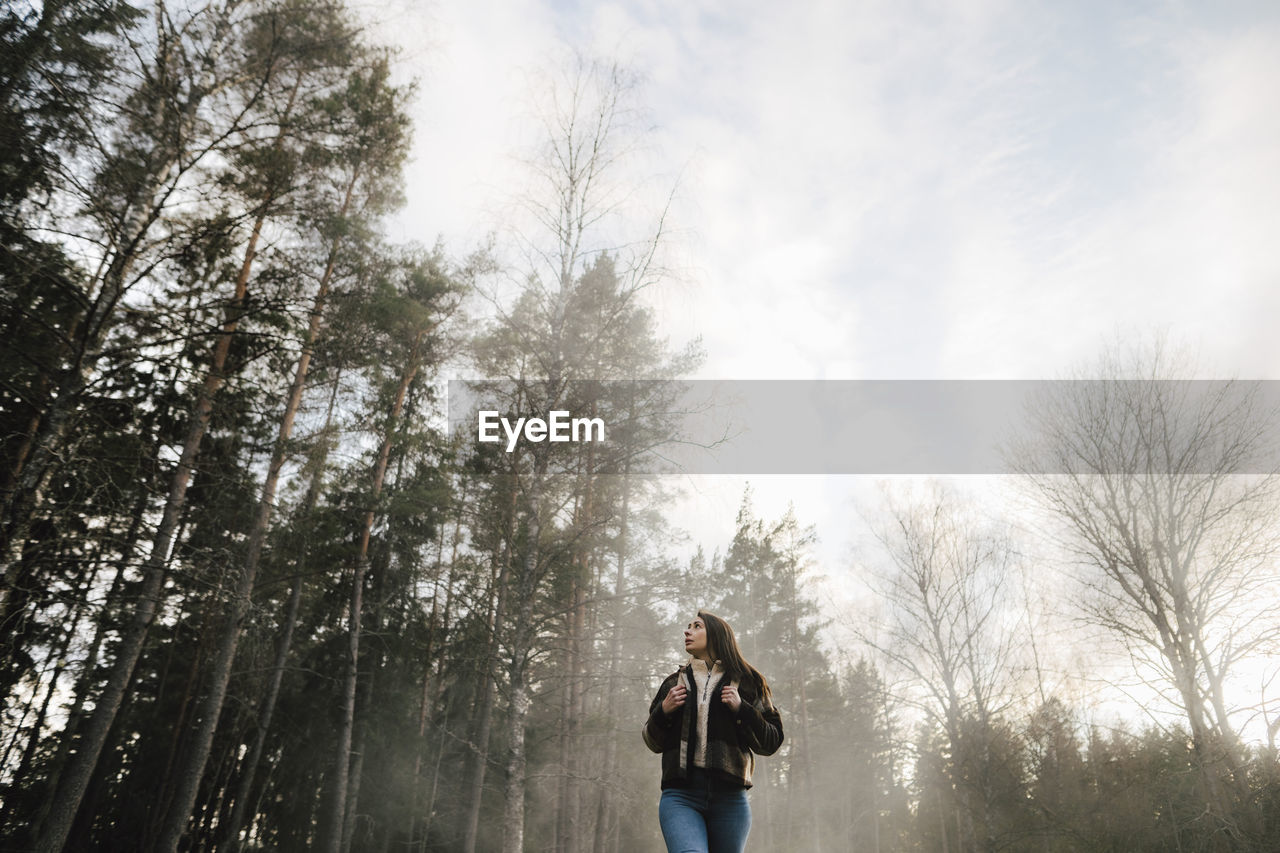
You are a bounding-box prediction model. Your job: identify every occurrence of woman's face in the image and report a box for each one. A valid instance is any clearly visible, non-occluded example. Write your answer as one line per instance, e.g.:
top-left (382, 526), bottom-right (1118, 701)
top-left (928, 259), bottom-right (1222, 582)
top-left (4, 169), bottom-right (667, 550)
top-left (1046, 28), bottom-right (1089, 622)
top-left (684, 617), bottom-right (709, 659)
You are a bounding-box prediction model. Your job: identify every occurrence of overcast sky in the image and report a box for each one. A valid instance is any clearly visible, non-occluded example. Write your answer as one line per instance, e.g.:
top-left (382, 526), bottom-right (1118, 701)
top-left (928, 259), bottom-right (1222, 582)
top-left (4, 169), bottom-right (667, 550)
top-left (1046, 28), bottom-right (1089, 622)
top-left (375, 0), bottom-right (1280, 724)
top-left (385, 0), bottom-right (1280, 379)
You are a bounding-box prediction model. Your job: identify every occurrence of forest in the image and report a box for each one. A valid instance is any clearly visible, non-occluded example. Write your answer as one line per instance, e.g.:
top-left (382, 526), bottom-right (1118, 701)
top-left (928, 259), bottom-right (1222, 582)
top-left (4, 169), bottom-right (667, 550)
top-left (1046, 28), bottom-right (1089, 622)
top-left (3, 0), bottom-right (1280, 851)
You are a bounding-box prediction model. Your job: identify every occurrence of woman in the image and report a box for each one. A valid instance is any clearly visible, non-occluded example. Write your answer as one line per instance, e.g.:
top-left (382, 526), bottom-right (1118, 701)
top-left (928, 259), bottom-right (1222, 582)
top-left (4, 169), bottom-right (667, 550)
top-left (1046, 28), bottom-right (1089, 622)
top-left (643, 610), bottom-right (784, 853)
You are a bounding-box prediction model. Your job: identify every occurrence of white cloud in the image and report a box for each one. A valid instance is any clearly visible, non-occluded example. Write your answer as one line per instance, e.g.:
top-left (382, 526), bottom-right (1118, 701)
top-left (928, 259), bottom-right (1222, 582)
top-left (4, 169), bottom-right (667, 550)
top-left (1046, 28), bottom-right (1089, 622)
top-left (382, 2), bottom-right (1280, 379)
top-left (931, 15), bottom-right (1280, 378)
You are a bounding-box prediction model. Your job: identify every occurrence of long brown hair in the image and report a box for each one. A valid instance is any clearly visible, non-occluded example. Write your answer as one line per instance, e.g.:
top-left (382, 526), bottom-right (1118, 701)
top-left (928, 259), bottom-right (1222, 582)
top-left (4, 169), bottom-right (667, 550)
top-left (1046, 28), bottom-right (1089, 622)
top-left (697, 609), bottom-right (774, 710)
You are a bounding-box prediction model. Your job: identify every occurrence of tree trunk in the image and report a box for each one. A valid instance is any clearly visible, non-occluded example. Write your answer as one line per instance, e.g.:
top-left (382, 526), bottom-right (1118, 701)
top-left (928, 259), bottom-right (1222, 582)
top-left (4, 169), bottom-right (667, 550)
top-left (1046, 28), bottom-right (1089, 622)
top-left (218, 559), bottom-right (303, 851)
top-left (593, 454), bottom-right (630, 853)
top-left (501, 455), bottom-right (546, 853)
top-left (502, 667), bottom-right (532, 853)
top-left (342, 536), bottom-right (393, 853)
top-left (2, 584), bottom-right (87, 831)
top-left (408, 502), bottom-right (460, 849)
top-left (462, 483), bottom-right (518, 853)
top-left (33, 205), bottom-right (255, 850)
top-left (319, 330), bottom-right (426, 853)
top-left (219, 376), bottom-right (340, 853)
top-left (555, 592), bottom-right (576, 853)
top-left (788, 563), bottom-right (819, 853)
top-left (560, 459), bottom-right (593, 853)
top-left (24, 494), bottom-right (143, 844)
top-left (0, 630), bottom-right (59, 775)
top-left (573, 570), bottom-right (589, 847)
top-left (155, 159), bottom-right (353, 853)
top-left (146, 589), bottom-right (220, 849)
top-left (341, 672), bottom-right (372, 853)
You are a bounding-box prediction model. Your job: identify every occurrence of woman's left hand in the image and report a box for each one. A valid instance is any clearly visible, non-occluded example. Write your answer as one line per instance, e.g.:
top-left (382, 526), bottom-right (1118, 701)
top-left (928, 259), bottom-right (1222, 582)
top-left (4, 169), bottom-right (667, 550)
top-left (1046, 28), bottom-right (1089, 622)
top-left (720, 684), bottom-right (741, 712)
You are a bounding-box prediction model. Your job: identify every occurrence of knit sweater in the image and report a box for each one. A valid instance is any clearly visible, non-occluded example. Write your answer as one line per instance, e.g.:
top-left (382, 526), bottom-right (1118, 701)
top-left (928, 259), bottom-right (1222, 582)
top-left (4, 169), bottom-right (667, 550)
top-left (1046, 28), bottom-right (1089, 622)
top-left (689, 658), bottom-right (726, 768)
top-left (642, 660), bottom-right (784, 790)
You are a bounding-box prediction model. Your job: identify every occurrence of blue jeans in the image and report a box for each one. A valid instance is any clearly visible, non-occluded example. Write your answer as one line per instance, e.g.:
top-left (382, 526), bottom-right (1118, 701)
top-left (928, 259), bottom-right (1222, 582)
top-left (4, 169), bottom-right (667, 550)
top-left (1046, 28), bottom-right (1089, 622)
top-left (658, 769), bottom-right (751, 853)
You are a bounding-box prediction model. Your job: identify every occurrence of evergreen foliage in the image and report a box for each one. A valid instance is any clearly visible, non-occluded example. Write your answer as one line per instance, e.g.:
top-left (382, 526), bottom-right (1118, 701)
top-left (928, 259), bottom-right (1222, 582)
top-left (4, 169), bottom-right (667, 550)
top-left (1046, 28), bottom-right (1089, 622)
top-left (2, 6), bottom-right (1280, 852)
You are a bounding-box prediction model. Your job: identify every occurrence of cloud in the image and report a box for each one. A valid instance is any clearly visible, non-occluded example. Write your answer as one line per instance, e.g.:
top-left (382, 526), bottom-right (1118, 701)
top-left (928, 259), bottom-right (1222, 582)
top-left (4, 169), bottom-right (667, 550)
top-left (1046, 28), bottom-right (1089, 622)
top-left (382, 1), bottom-right (1280, 382)
top-left (931, 13), bottom-right (1280, 377)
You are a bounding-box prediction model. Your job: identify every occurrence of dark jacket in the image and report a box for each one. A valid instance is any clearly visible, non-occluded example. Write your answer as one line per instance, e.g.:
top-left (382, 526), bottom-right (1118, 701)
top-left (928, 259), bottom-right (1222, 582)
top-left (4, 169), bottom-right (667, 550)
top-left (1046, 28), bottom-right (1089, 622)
top-left (642, 663), bottom-right (784, 790)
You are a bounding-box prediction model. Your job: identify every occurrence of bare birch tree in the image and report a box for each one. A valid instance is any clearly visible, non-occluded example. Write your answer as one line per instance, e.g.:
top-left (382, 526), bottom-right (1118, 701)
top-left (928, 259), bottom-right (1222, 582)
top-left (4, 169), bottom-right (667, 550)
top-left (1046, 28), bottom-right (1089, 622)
top-left (471, 50), bottom-right (681, 853)
top-left (854, 482), bottom-right (1025, 852)
top-left (1011, 343), bottom-right (1280, 848)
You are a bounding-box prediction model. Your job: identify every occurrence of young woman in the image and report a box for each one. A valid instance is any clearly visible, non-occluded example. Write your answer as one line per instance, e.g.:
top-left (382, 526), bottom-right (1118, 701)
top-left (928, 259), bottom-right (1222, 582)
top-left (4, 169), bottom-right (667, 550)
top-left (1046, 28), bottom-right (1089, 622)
top-left (642, 610), bottom-right (784, 853)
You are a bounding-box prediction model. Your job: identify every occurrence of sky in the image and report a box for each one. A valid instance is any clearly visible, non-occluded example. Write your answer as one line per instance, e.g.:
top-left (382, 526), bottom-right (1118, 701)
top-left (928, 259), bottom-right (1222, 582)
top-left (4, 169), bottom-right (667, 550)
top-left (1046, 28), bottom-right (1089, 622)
top-left (371, 0), bottom-right (1280, 730)
top-left (382, 0), bottom-right (1280, 377)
